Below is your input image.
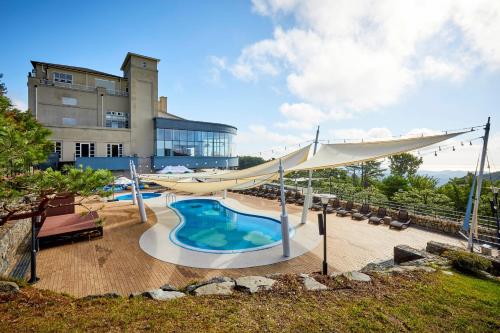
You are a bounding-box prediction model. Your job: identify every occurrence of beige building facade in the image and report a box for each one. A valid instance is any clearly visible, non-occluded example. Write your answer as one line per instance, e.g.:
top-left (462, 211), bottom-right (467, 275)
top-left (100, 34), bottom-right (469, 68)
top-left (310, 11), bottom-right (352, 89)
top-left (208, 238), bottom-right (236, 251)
top-left (27, 53), bottom-right (238, 171)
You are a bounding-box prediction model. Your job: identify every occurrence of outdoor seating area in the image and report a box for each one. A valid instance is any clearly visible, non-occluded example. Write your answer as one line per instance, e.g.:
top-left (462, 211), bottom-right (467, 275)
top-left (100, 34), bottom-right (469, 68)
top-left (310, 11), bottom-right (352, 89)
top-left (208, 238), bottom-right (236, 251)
top-left (37, 195), bottom-right (103, 246)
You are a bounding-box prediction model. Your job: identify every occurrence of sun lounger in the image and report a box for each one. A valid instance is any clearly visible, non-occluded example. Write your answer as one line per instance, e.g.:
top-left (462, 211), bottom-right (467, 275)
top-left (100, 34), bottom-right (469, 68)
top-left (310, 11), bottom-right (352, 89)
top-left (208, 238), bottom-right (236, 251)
top-left (337, 201), bottom-right (354, 217)
top-left (311, 197), bottom-right (322, 211)
top-left (368, 207), bottom-right (388, 225)
top-left (351, 203), bottom-right (372, 220)
top-left (389, 210), bottom-right (411, 230)
top-left (326, 198), bottom-right (341, 214)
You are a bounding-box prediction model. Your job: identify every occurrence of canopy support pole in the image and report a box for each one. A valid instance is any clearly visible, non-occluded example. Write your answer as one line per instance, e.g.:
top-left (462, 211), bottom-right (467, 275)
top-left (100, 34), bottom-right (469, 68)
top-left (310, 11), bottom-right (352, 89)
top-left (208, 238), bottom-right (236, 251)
top-left (279, 159), bottom-right (290, 257)
top-left (468, 117), bottom-right (490, 251)
top-left (301, 126), bottom-right (320, 224)
top-left (129, 160), bottom-right (137, 206)
top-left (132, 162), bottom-right (147, 223)
top-left (223, 159), bottom-right (228, 199)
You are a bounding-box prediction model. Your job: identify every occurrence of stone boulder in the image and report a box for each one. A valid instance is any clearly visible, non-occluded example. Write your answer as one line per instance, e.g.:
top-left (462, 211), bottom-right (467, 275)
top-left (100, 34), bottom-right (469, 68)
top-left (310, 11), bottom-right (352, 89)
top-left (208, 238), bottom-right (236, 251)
top-left (0, 281), bottom-right (20, 293)
top-left (193, 281), bottom-right (235, 296)
top-left (160, 284), bottom-right (178, 292)
top-left (186, 276), bottom-right (234, 293)
top-left (299, 274), bottom-right (328, 291)
top-left (235, 276), bottom-right (276, 293)
top-left (343, 271), bottom-right (371, 282)
top-left (141, 289), bottom-right (186, 301)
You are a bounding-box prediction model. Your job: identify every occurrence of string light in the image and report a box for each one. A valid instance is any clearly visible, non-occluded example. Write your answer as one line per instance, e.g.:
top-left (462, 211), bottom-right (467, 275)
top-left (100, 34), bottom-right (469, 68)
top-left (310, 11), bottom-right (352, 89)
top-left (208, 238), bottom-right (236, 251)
top-left (434, 151), bottom-right (437, 157)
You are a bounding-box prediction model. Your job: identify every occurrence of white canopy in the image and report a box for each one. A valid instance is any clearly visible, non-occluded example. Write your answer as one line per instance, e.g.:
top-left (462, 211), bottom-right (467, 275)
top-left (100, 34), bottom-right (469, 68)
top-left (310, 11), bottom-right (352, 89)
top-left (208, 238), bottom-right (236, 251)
top-left (289, 132), bottom-right (463, 171)
top-left (114, 176), bottom-right (133, 185)
top-left (158, 165), bottom-right (194, 174)
top-left (142, 132), bottom-right (464, 194)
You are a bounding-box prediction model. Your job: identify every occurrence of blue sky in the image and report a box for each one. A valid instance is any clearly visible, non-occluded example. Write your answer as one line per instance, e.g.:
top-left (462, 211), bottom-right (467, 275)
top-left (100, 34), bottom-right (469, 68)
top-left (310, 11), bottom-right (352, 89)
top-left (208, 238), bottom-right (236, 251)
top-left (2, 0), bottom-right (499, 171)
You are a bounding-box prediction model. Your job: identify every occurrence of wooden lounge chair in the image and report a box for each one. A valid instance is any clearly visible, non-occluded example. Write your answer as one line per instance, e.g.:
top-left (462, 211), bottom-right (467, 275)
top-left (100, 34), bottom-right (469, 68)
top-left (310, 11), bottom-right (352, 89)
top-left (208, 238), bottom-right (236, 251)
top-left (38, 196), bottom-right (103, 245)
top-left (368, 207), bottom-right (388, 225)
top-left (326, 198), bottom-right (341, 214)
top-left (337, 201), bottom-right (354, 217)
top-left (389, 210), bottom-right (411, 230)
top-left (351, 203), bottom-right (372, 220)
top-left (311, 196), bottom-right (322, 211)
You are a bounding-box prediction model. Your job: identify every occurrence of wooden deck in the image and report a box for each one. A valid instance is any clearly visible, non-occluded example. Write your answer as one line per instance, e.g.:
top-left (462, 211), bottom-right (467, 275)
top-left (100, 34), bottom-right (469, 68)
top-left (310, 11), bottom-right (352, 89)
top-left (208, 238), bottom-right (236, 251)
top-left (30, 193), bottom-right (465, 297)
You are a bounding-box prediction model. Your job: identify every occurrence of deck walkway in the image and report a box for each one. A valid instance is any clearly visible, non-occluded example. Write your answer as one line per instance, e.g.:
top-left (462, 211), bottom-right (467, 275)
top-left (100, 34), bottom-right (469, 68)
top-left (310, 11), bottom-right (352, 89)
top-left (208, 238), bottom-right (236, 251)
top-left (31, 193), bottom-right (465, 297)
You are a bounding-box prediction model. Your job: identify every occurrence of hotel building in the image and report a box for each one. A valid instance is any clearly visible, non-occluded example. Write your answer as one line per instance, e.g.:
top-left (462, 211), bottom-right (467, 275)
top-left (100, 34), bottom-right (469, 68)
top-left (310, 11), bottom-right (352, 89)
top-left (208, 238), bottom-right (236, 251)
top-left (27, 53), bottom-right (238, 172)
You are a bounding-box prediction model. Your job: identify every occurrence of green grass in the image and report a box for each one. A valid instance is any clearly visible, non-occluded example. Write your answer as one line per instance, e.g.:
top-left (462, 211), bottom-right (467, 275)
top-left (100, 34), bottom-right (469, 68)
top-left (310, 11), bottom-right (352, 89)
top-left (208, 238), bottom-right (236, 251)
top-left (0, 271), bottom-right (499, 332)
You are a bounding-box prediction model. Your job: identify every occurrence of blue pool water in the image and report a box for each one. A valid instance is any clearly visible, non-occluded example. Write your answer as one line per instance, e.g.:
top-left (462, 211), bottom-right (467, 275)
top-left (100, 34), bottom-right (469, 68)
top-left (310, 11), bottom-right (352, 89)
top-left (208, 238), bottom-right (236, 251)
top-left (170, 199), bottom-right (292, 253)
top-left (116, 192), bottom-right (161, 200)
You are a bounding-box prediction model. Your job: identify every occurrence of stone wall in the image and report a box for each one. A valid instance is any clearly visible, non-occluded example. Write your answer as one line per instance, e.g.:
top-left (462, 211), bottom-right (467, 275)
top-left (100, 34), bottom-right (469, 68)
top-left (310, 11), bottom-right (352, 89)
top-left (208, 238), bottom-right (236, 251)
top-left (0, 218), bottom-right (31, 276)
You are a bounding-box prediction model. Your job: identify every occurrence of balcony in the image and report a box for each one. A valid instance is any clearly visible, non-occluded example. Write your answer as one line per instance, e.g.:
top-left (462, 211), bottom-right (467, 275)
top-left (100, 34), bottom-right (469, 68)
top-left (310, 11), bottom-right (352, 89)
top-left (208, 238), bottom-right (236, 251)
top-left (36, 79), bottom-right (129, 97)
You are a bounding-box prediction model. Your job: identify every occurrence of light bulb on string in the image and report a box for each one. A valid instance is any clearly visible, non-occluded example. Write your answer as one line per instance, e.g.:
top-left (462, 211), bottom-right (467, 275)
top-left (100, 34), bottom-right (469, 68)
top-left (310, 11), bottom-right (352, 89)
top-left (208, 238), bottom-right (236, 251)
top-left (434, 151), bottom-right (437, 157)
top-left (452, 146), bottom-right (455, 151)
top-left (470, 141), bottom-right (472, 146)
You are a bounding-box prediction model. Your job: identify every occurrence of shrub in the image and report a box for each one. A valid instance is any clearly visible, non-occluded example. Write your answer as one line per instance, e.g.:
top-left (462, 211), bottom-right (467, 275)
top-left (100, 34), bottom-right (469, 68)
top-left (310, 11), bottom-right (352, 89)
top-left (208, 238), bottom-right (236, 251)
top-left (442, 250), bottom-right (492, 275)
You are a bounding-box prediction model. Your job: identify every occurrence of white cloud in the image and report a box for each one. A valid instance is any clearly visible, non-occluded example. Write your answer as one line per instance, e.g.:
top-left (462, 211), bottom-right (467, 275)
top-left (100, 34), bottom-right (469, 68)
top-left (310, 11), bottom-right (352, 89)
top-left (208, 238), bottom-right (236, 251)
top-left (223, 0), bottom-right (500, 115)
top-left (208, 56), bottom-right (227, 83)
top-left (275, 102), bottom-right (351, 130)
top-left (12, 99), bottom-right (27, 111)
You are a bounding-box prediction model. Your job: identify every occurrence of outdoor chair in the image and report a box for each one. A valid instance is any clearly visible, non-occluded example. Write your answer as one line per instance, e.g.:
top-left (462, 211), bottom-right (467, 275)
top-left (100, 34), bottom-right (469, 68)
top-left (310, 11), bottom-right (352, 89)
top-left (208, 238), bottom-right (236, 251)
top-left (368, 207), bottom-right (388, 225)
top-left (295, 193), bottom-right (305, 206)
top-left (337, 201), bottom-right (354, 217)
top-left (351, 203), bottom-right (372, 220)
top-left (311, 196), bottom-right (322, 211)
top-left (326, 198), bottom-right (341, 214)
top-left (389, 209), bottom-right (411, 230)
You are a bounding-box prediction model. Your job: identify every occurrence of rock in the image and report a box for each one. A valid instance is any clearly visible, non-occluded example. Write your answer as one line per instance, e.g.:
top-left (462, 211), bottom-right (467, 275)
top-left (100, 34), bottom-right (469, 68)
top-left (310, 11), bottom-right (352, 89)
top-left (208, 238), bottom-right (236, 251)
top-left (329, 272), bottom-right (343, 278)
top-left (235, 276), bottom-right (276, 293)
top-left (82, 292), bottom-right (121, 300)
top-left (384, 266), bottom-right (406, 274)
top-left (142, 289), bottom-right (186, 301)
top-left (416, 266), bottom-right (436, 273)
top-left (160, 284), bottom-right (178, 292)
top-left (129, 292), bottom-right (143, 299)
top-left (194, 281), bottom-right (234, 296)
top-left (0, 281), bottom-right (20, 293)
top-left (442, 271), bottom-right (454, 276)
top-left (394, 245), bottom-right (428, 264)
top-left (343, 271), bottom-right (371, 282)
top-left (300, 275), bottom-right (328, 291)
top-left (186, 276), bottom-right (233, 293)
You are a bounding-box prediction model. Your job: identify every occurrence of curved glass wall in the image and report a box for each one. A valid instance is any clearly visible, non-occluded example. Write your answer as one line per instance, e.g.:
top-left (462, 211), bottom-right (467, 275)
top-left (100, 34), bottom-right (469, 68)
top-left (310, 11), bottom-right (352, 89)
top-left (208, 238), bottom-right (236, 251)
top-left (156, 129), bottom-right (235, 157)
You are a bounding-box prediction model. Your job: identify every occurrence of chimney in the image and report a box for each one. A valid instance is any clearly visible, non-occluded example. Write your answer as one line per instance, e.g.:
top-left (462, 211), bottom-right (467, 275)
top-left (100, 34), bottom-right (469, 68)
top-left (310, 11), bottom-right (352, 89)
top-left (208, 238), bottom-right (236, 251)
top-left (159, 96), bottom-right (168, 114)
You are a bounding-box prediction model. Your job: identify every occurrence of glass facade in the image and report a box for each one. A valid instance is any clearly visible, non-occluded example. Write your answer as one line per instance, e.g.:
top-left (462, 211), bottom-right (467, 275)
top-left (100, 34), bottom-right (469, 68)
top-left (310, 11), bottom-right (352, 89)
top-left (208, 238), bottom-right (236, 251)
top-left (155, 129), bottom-right (235, 157)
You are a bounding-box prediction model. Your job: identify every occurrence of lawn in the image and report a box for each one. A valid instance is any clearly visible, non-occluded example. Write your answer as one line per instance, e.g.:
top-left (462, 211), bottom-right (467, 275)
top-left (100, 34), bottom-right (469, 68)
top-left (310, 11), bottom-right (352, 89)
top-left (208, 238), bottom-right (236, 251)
top-left (0, 271), bottom-right (499, 332)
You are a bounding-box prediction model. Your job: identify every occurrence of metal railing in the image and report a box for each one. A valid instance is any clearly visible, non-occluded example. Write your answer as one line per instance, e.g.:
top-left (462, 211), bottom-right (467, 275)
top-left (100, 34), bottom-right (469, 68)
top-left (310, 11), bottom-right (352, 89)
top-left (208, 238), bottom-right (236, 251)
top-left (37, 79), bottom-right (129, 97)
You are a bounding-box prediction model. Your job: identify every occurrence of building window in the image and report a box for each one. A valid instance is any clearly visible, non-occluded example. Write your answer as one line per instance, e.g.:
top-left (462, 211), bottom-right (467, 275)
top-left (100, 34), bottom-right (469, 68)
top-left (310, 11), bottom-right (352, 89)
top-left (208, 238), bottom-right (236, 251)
top-left (62, 117), bottom-right (77, 125)
top-left (53, 141), bottom-right (62, 160)
top-left (155, 129), bottom-right (234, 158)
top-left (95, 78), bottom-right (116, 92)
top-left (53, 72), bottom-right (73, 84)
top-left (75, 142), bottom-right (95, 158)
top-left (107, 143), bottom-right (123, 157)
top-left (62, 97), bottom-right (77, 106)
top-left (105, 111), bottom-right (128, 128)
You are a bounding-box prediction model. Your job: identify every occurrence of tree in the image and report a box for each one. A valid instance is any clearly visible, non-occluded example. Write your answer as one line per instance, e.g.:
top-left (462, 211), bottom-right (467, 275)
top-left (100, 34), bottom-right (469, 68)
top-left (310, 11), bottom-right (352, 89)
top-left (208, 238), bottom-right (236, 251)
top-left (408, 174), bottom-right (438, 190)
top-left (0, 79), bottom-right (112, 224)
top-left (393, 189), bottom-right (453, 210)
top-left (0, 74), bottom-right (6, 96)
top-left (388, 153), bottom-right (423, 177)
top-left (237, 156), bottom-right (266, 170)
top-left (379, 175), bottom-right (409, 199)
top-left (360, 160), bottom-right (385, 188)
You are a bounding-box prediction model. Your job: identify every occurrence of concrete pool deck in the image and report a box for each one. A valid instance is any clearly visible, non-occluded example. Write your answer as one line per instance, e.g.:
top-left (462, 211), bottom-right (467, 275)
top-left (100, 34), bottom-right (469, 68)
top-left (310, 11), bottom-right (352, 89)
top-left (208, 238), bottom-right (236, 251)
top-left (31, 192), bottom-right (466, 297)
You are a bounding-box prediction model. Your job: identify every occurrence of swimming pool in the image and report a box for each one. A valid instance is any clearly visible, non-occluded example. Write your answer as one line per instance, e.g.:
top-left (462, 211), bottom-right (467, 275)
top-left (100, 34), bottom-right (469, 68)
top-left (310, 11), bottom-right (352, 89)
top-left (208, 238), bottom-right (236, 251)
top-left (116, 192), bottom-right (162, 200)
top-left (170, 199), bottom-right (293, 253)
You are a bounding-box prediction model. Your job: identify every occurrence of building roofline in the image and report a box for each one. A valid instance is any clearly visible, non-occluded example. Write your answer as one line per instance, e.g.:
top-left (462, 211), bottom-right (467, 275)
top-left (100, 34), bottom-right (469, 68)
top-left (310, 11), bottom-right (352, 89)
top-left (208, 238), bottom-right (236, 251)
top-left (154, 117), bottom-right (238, 131)
top-left (30, 61), bottom-right (124, 79)
top-left (120, 52), bottom-right (160, 71)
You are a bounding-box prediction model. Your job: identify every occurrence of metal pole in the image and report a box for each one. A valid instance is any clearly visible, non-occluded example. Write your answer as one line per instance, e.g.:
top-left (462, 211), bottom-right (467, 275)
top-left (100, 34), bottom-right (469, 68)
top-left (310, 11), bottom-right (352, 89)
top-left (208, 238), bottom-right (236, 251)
top-left (34, 85), bottom-right (38, 120)
top-left (129, 161), bottom-right (137, 205)
top-left (468, 117), bottom-right (490, 251)
top-left (279, 159), bottom-right (291, 257)
top-left (223, 159), bottom-right (228, 199)
top-left (132, 162), bottom-right (147, 223)
top-left (301, 126), bottom-right (320, 224)
top-left (28, 213), bottom-right (40, 284)
top-left (322, 205), bottom-right (328, 275)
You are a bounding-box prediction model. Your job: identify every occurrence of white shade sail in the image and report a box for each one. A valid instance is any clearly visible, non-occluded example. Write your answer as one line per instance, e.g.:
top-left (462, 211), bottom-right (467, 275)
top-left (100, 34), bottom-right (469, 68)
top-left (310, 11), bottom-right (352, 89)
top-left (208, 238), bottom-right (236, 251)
top-left (289, 132), bottom-right (464, 171)
top-left (142, 132), bottom-right (464, 194)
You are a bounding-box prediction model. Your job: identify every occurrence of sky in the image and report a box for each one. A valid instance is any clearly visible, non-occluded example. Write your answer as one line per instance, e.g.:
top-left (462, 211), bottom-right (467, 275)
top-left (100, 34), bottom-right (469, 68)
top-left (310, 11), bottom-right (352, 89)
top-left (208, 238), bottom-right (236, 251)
top-left (1, 0), bottom-right (499, 172)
